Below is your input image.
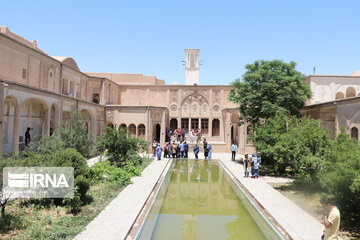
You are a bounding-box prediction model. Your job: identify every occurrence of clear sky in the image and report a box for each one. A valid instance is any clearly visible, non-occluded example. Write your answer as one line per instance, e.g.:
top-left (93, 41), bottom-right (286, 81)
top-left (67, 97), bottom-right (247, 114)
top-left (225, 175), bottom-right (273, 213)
top-left (1, 0), bottom-right (360, 85)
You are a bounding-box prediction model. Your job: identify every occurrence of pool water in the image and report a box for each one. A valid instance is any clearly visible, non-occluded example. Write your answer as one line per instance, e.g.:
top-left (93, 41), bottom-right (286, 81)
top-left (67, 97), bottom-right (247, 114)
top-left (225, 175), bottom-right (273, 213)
top-left (136, 160), bottom-right (282, 240)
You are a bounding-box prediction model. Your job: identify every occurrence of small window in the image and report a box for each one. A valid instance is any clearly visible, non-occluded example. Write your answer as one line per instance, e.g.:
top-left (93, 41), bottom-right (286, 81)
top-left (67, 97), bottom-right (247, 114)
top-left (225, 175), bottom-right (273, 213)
top-left (93, 93), bottom-right (100, 104)
top-left (22, 69), bottom-right (27, 79)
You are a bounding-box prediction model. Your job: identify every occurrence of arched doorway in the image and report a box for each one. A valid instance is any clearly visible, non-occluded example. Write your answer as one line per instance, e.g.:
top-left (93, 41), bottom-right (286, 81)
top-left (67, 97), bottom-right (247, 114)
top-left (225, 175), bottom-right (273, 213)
top-left (154, 124), bottom-right (161, 142)
top-left (80, 109), bottom-right (92, 134)
top-left (351, 127), bottom-right (358, 140)
top-left (170, 118), bottom-right (178, 131)
top-left (21, 98), bottom-right (48, 146)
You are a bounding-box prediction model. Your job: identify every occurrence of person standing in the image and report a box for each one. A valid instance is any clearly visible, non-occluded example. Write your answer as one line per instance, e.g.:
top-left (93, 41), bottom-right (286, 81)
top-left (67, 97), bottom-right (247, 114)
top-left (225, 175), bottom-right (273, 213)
top-left (320, 196), bottom-right (340, 240)
top-left (171, 142), bottom-right (177, 158)
top-left (180, 142), bottom-right (185, 158)
top-left (181, 129), bottom-right (186, 142)
top-left (184, 141), bottom-right (189, 158)
top-left (177, 128), bottom-right (182, 142)
top-left (207, 144), bottom-right (212, 159)
top-left (203, 139), bottom-right (208, 159)
top-left (194, 144), bottom-right (199, 159)
top-left (231, 143), bottom-right (237, 161)
top-left (25, 127), bottom-right (31, 146)
top-left (252, 154), bottom-right (260, 178)
top-left (163, 143), bottom-right (168, 158)
top-left (244, 153), bottom-right (250, 177)
top-left (156, 144), bottom-right (162, 160)
top-left (152, 140), bottom-right (157, 157)
top-left (189, 129), bottom-right (194, 143)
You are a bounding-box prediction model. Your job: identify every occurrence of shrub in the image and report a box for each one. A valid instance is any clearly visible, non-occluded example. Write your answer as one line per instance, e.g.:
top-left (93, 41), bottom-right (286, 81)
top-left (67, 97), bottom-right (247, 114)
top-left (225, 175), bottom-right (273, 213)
top-left (90, 161), bottom-right (132, 185)
top-left (63, 191), bottom-right (82, 215)
top-left (49, 148), bottom-right (89, 178)
top-left (128, 154), bottom-right (143, 167)
top-left (74, 175), bottom-right (90, 202)
top-left (123, 161), bottom-right (141, 176)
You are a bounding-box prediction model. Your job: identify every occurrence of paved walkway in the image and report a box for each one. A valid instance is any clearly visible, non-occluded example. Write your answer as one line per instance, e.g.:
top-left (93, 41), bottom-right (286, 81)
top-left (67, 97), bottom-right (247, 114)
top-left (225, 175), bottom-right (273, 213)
top-left (216, 153), bottom-right (323, 240)
top-left (74, 158), bottom-right (170, 240)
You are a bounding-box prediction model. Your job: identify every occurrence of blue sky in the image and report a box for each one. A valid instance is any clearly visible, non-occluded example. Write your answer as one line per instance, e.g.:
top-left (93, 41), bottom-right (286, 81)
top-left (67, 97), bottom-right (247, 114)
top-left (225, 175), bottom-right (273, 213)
top-left (2, 0), bottom-right (360, 85)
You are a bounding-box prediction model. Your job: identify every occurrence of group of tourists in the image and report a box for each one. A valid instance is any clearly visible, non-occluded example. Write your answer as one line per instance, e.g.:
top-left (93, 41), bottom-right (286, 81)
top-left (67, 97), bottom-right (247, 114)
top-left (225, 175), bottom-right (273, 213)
top-left (165, 128), bottom-right (202, 144)
top-left (241, 153), bottom-right (261, 178)
top-left (152, 138), bottom-right (212, 161)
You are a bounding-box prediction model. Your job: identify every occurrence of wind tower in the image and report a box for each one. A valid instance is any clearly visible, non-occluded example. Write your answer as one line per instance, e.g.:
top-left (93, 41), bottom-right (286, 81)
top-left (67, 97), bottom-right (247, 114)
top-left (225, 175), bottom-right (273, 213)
top-left (183, 49), bottom-right (201, 85)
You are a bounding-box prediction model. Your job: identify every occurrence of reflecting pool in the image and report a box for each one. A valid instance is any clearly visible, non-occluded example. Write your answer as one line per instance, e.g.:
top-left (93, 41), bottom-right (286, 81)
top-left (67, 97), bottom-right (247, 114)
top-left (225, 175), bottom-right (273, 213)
top-left (137, 160), bottom-right (282, 240)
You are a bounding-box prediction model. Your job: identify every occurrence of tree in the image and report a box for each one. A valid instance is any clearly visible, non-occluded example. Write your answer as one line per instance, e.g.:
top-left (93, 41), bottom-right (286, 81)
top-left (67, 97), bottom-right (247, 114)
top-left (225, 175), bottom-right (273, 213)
top-left (319, 130), bottom-right (360, 215)
top-left (97, 126), bottom-right (147, 167)
top-left (229, 60), bottom-right (311, 126)
top-left (253, 114), bottom-right (331, 176)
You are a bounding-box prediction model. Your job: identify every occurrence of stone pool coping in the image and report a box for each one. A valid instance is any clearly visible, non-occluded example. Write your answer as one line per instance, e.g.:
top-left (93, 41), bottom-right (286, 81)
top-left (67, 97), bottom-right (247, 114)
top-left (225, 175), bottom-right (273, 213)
top-left (74, 158), bottom-right (171, 240)
top-left (217, 153), bottom-right (324, 240)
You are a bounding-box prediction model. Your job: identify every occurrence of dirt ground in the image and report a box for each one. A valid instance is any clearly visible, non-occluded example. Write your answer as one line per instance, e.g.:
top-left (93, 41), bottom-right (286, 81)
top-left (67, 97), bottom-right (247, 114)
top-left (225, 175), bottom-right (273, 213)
top-left (271, 183), bottom-right (360, 240)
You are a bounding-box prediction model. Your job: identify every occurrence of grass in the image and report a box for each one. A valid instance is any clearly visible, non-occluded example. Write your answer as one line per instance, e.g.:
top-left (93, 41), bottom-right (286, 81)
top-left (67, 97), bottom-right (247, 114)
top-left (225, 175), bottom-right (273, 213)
top-left (273, 183), bottom-right (360, 240)
top-left (0, 157), bottom-right (153, 240)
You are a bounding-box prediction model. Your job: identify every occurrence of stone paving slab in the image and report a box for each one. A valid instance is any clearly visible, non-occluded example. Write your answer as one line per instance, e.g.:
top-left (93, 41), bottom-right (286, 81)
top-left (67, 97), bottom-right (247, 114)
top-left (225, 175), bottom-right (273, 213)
top-left (218, 155), bottom-right (323, 240)
top-left (74, 158), bottom-right (170, 240)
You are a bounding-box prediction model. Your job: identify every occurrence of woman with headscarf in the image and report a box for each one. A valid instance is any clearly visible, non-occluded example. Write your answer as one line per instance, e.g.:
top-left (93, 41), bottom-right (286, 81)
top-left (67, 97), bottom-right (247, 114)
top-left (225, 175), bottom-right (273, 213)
top-left (156, 144), bottom-right (162, 160)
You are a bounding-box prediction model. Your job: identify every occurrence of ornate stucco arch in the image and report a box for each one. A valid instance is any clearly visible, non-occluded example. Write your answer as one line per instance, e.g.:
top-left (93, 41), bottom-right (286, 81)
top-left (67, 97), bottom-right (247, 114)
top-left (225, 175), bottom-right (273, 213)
top-left (180, 92), bottom-right (209, 116)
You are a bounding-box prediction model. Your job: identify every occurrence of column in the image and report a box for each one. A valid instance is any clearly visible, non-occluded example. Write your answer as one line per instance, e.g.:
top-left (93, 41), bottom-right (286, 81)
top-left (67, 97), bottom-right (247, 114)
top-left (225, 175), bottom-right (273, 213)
top-left (12, 102), bottom-right (20, 153)
top-left (44, 107), bottom-right (51, 137)
top-left (177, 117), bottom-right (181, 129)
top-left (188, 118), bottom-right (191, 131)
top-left (208, 118), bottom-right (212, 137)
top-left (199, 118), bottom-right (201, 131)
top-left (160, 110), bottom-right (166, 146)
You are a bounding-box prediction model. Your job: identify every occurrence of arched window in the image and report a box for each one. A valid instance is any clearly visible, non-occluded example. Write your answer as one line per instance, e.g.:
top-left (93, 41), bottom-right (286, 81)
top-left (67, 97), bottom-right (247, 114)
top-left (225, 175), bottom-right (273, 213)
top-left (351, 127), bottom-right (358, 140)
top-left (138, 124), bottom-right (145, 140)
top-left (346, 87), bottom-right (356, 98)
top-left (170, 118), bottom-right (178, 131)
top-left (128, 124), bottom-right (136, 135)
top-left (120, 124), bottom-right (127, 131)
top-left (212, 119), bottom-right (220, 136)
top-left (335, 92), bottom-right (344, 100)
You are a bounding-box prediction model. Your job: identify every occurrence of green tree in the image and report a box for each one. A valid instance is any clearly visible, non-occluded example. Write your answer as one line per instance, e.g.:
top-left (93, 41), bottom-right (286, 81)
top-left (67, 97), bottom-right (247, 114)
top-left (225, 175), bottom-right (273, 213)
top-left (319, 130), bottom-right (360, 215)
top-left (253, 115), bottom-right (330, 177)
top-left (229, 60), bottom-right (311, 125)
top-left (97, 126), bottom-right (147, 167)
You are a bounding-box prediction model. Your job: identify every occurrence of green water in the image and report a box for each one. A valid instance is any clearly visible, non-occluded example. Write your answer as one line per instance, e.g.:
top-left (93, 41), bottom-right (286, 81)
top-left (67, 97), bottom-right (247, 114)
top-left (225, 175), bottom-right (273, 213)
top-left (138, 160), bottom-right (277, 240)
